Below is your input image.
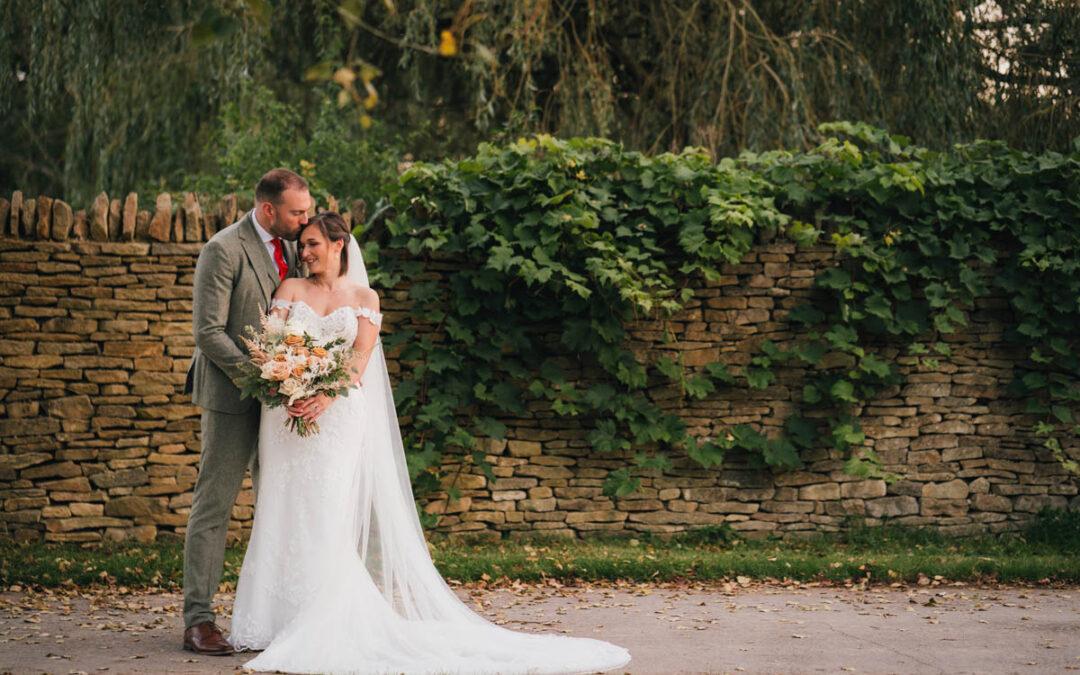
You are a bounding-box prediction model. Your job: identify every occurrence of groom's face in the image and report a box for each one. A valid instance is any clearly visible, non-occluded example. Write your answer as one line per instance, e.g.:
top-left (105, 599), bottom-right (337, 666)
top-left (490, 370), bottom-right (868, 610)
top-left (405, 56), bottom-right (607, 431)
top-left (265, 188), bottom-right (311, 240)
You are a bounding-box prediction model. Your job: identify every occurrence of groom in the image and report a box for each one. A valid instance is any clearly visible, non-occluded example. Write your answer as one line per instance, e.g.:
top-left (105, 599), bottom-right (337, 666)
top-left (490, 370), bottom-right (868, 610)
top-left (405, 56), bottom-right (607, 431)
top-left (181, 168), bottom-right (310, 654)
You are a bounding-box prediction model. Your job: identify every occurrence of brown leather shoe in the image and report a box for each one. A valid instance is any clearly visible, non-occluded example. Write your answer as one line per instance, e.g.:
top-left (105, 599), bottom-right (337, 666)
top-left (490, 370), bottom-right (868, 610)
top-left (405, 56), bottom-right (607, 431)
top-left (183, 621), bottom-right (234, 655)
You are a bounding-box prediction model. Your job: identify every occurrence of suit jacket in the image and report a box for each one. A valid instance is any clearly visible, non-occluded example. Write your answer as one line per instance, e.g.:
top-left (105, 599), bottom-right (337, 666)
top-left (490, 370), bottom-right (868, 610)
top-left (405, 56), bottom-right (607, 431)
top-left (184, 212), bottom-right (299, 413)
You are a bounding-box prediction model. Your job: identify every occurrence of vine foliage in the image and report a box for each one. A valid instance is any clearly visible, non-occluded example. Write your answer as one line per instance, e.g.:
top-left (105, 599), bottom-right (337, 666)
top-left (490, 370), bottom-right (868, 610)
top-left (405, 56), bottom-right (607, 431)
top-left (366, 127), bottom-right (1080, 521)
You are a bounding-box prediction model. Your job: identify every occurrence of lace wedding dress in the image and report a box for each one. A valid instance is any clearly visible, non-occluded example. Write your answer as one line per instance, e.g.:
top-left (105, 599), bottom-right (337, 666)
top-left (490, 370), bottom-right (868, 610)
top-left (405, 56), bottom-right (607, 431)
top-left (229, 295), bottom-right (632, 675)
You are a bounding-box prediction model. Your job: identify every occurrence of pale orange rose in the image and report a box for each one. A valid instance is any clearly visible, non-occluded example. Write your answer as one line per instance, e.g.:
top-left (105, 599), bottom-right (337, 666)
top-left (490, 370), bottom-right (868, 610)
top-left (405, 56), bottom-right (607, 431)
top-left (291, 364), bottom-right (306, 378)
top-left (284, 334), bottom-right (305, 346)
top-left (311, 347), bottom-right (328, 358)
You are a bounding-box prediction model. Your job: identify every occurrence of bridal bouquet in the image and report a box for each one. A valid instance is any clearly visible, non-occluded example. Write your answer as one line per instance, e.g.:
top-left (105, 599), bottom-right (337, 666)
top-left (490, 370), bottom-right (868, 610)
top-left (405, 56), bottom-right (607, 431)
top-left (236, 312), bottom-right (355, 437)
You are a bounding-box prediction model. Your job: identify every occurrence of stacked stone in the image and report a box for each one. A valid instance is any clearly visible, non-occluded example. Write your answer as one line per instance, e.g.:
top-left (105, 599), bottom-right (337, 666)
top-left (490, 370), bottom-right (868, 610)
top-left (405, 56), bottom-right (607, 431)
top-left (2, 192), bottom-right (1078, 544)
top-left (0, 190), bottom-right (240, 544)
top-left (417, 244), bottom-right (1078, 541)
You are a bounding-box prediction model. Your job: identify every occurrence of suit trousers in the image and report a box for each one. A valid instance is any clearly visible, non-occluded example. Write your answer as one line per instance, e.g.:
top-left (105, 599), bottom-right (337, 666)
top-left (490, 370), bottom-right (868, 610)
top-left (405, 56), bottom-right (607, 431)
top-left (183, 405), bottom-right (260, 629)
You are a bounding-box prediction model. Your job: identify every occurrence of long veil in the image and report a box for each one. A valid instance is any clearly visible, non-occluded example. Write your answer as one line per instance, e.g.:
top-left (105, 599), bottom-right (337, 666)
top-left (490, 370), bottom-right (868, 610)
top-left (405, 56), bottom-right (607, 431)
top-left (343, 234), bottom-right (490, 624)
top-left (329, 234), bottom-right (631, 673)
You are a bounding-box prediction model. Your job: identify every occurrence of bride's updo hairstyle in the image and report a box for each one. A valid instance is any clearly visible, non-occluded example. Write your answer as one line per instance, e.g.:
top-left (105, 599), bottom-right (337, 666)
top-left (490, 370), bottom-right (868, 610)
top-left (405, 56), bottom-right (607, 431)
top-left (299, 211), bottom-right (350, 277)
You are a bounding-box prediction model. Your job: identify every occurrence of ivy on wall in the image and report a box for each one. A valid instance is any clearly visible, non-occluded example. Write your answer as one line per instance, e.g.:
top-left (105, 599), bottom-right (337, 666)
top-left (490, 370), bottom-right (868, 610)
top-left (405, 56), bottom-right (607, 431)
top-left (747, 122), bottom-right (1080, 479)
top-left (363, 125), bottom-right (1080, 520)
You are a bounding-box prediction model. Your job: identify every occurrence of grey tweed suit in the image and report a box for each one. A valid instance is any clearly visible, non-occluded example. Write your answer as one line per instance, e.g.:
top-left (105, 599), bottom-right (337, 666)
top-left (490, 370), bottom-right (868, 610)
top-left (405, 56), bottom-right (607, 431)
top-left (182, 212), bottom-right (298, 629)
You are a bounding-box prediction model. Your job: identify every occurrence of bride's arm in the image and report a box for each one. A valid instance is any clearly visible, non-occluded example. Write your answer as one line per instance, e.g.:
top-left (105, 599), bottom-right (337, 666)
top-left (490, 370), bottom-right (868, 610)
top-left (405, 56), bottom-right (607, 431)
top-left (347, 288), bottom-right (381, 387)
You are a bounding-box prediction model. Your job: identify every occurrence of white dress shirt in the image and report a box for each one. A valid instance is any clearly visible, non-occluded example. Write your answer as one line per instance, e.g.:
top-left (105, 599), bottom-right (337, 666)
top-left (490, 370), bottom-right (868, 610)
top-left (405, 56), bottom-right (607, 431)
top-left (251, 208), bottom-right (280, 262)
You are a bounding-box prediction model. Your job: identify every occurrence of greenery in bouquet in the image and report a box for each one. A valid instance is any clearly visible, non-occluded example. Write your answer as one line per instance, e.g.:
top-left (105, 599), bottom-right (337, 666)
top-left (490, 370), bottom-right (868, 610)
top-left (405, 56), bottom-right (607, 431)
top-left (237, 312), bottom-right (355, 437)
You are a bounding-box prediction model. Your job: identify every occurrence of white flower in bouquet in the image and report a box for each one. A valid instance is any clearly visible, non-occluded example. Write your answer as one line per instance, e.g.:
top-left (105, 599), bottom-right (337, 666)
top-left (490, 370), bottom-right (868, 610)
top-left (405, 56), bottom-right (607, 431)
top-left (284, 317), bottom-right (306, 338)
top-left (265, 314), bottom-right (286, 336)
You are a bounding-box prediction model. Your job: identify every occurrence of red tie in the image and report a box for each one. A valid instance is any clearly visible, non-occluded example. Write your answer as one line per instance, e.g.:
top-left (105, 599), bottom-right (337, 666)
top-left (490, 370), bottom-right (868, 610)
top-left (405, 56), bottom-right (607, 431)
top-left (270, 238), bottom-right (288, 280)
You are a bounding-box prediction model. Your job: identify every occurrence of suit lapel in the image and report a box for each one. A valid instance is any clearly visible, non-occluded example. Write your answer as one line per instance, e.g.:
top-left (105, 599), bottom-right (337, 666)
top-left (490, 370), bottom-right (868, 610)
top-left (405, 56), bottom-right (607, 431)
top-left (283, 239), bottom-right (300, 278)
top-left (238, 213), bottom-right (281, 304)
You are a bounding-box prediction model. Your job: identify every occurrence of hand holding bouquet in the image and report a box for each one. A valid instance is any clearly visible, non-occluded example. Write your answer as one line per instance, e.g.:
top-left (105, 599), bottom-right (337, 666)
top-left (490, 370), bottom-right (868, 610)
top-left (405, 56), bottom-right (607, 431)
top-left (237, 312), bottom-right (355, 436)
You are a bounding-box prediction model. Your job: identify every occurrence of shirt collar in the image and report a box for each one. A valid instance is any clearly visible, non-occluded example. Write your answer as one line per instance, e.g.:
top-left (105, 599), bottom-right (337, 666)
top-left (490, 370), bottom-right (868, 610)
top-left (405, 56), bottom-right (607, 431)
top-left (251, 208), bottom-right (276, 244)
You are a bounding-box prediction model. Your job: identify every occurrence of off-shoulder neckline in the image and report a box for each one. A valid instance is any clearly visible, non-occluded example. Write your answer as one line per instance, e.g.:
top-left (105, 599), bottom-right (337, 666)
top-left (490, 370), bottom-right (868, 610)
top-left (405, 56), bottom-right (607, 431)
top-left (270, 298), bottom-right (381, 322)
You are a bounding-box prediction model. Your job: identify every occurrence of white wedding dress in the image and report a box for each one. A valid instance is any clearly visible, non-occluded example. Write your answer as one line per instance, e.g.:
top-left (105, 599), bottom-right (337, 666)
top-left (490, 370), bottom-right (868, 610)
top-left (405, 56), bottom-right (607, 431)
top-left (229, 287), bottom-right (631, 675)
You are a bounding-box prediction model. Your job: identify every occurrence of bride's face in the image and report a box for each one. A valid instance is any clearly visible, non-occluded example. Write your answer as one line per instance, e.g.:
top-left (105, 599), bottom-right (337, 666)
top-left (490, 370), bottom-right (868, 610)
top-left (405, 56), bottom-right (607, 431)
top-left (298, 225), bottom-right (344, 277)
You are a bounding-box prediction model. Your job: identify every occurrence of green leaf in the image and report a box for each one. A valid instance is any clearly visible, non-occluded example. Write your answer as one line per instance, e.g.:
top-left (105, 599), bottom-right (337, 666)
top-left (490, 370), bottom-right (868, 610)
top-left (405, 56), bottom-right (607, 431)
top-left (1052, 405), bottom-right (1074, 424)
top-left (830, 380), bottom-right (858, 403)
top-left (685, 375), bottom-right (716, 399)
top-left (539, 359), bottom-right (567, 383)
top-left (864, 293), bottom-right (892, 320)
top-left (705, 362), bottom-right (736, 384)
top-left (924, 282), bottom-right (951, 308)
top-left (858, 353), bottom-right (892, 378)
top-left (730, 424), bottom-right (767, 452)
top-left (654, 356), bottom-right (682, 381)
top-left (1022, 372), bottom-right (1047, 390)
top-left (787, 305), bottom-right (825, 326)
top-left (795, 341), bottom-right (826, 365)
top-left (831, 422), bottom-right (866, 451)
top-left (843, 453), bottom-right (882, 478)
top-left (744, 366), bottom-right (776, 390)
top-left (959, 266), bottom-right (988, 296)
top-left (945, 305), bottom-right (966, 326)
top-left (588, 419), bottom-right (630, 453)
top-left (1026, 398), bottom-right (1050, 414)
top-left (932, 342), bottom-right (952, 357)
top-left (763, 439), bottom-right (801, 469)
top-left (471, 450), bottom-right (497, 483)
top-left (473, 416), bottom-right (506, 440)
top-left (601, 468), bottom-right (641, 497)
top-left (816, 268), bottom-right (852, 290)
top-left (824, 325), bottom-right (858, 350)
top-left (933, 313), bottom-right (955, 334)
top-left (785, 416), bottom-right (818, 449)
top-left (583, 384), bottom-right (617, 410)
top-left (1030, 347), bottom-right (1053, 364)
top-left (687, 439), bottom-right (727, 469)
top-left (634, 452), bottom-right (674, 472)
top-left (1017, 320), bottom-right (1046, 339)
top-left (492, 382), bottom-right (525, 414)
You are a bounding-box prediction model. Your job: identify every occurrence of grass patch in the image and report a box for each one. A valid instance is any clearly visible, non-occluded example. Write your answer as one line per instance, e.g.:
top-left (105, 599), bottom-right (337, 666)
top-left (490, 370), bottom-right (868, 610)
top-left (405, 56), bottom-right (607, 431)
top-left (2, 513), bottom-right (1077, 589)
top-left (427, 522), bottom-right (1078, 585)
top-left (0, 541), bottom-right (246, 589)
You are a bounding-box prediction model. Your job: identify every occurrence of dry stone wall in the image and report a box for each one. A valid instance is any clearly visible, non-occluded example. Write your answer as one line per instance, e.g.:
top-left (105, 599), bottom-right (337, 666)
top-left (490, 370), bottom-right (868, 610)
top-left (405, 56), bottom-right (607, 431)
top-left (0, 191), bottom-right (1076, 545)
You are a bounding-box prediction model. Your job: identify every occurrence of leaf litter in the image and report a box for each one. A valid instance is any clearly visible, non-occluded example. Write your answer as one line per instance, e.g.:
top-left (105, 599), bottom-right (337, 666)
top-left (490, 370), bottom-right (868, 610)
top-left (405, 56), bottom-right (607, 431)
top-left (1, 577), bottom-right (1076, 672)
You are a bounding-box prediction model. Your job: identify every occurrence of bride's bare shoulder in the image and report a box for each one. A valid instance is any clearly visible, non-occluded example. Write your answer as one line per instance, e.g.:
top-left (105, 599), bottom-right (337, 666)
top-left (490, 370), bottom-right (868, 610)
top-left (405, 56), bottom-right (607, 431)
top-left (273, 277), bottom-right (308, 301)
top-left (349, 284), bottom-right (380, 311)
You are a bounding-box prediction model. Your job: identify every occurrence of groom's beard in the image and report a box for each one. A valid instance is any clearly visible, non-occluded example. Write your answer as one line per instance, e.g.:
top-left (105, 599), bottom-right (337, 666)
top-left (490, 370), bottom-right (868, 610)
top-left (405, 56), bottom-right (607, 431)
top-left (266, 216), bottom-right (302, 242)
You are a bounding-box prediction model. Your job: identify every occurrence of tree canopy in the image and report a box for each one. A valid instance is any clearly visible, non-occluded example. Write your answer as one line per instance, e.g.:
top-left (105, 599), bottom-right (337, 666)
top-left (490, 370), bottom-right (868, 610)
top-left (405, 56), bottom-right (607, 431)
top-left (2, 0), bottom-right (1077, 203)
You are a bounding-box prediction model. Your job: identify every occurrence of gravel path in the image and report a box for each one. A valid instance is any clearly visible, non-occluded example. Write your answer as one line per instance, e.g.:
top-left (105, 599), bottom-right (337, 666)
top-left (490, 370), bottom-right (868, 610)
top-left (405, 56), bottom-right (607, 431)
top-left (1, 581), bottom-right (1077, 674)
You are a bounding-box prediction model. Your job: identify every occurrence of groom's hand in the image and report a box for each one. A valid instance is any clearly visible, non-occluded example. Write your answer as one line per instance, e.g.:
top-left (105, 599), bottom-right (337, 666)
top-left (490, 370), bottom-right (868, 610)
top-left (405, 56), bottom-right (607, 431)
top-left (287, 392), bottom-right (333, 423)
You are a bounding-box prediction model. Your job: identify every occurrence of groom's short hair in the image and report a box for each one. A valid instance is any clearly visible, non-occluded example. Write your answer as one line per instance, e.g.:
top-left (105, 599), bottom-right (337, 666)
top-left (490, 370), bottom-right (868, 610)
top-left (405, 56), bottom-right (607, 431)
top-left (255, 169), bottom-right (309, 205)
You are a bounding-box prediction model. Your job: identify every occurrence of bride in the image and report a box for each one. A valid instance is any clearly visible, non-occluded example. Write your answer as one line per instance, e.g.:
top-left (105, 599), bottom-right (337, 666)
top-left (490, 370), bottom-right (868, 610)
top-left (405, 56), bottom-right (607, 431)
top-left (228, 211), bottom-right (632, 675)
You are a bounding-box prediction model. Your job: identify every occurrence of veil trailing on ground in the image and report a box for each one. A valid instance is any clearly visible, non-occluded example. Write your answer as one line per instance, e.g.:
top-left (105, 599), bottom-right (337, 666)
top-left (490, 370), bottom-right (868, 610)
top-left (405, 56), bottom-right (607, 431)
top-left (342, 233), bottom-right (491, 623)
